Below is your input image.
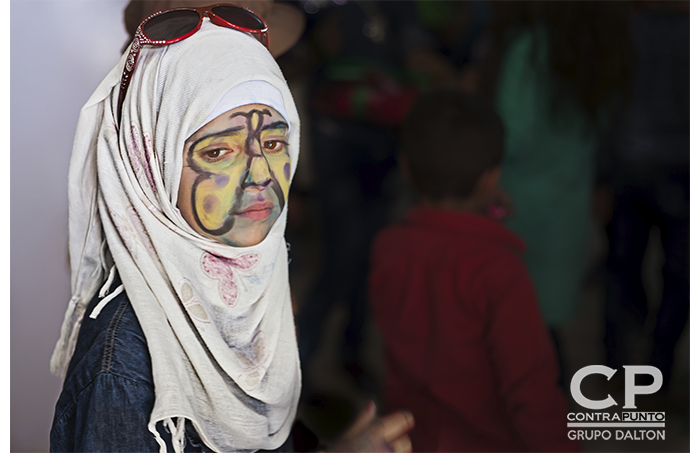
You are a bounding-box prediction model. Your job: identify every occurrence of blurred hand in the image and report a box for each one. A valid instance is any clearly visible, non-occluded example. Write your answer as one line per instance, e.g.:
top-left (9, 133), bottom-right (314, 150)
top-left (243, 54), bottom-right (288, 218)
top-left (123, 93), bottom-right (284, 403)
top-left (325, 402), bottom-right (414, 452)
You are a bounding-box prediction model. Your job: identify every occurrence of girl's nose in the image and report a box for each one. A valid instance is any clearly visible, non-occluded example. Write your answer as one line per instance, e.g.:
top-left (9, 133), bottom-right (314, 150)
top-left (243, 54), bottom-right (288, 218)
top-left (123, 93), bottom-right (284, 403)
top-left (242, 152), bottom-right (272, 189)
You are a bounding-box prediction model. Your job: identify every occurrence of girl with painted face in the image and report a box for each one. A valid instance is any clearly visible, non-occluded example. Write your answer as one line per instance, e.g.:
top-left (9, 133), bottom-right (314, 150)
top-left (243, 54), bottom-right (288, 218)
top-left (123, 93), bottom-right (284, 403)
top-left (50, 17), bottom-right (301, 453)
top-left (49, 10), bottom-right (412, 453)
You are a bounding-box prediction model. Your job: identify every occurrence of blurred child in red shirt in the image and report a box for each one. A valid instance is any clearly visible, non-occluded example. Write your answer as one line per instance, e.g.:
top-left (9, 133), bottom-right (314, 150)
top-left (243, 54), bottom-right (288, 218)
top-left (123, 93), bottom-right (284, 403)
top-left (369, 91), bottom-right (577, 452)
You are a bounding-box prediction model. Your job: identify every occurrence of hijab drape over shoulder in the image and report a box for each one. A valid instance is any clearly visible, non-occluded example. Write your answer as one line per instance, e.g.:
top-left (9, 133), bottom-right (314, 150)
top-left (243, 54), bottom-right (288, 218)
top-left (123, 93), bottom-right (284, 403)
top-left (51, 21), bottom-right (301, 452)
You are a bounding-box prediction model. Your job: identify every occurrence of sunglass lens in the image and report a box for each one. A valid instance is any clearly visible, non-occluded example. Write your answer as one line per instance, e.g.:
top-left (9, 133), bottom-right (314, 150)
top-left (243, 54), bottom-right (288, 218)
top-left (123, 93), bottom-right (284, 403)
top-left (211, 5), bottom-right (266, 30)
top-left (143, 10), bottom-right (201, 41)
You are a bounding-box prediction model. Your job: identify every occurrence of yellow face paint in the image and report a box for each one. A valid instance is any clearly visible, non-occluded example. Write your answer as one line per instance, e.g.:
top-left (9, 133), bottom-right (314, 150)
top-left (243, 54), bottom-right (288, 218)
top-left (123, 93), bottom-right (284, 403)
top-left (178, 104), bottom-right (291, 247)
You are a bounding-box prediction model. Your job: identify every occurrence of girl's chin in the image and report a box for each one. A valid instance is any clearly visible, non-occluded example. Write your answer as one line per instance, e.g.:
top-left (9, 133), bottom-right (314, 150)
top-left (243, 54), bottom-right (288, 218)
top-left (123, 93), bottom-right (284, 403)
top-left (217, 220), bottom-right (279, 247)
top-left (221, 233), bottom-right (266, 247)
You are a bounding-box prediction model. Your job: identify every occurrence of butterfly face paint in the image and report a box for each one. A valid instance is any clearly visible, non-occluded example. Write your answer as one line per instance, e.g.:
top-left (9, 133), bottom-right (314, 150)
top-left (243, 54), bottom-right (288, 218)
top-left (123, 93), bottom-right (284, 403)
top-left (178, 104), bottom-right (291, 247)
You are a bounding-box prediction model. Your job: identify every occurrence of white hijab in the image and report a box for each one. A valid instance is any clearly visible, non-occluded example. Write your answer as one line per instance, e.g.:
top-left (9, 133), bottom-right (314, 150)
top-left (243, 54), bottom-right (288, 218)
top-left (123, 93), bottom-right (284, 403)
top-left (51, 21), bottom-right (301, 452)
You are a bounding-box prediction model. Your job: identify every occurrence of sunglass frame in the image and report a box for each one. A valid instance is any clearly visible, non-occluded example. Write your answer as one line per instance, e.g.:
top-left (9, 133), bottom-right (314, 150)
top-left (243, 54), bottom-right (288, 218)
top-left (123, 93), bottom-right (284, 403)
top-left (117, 3), bottom-right (269, 126)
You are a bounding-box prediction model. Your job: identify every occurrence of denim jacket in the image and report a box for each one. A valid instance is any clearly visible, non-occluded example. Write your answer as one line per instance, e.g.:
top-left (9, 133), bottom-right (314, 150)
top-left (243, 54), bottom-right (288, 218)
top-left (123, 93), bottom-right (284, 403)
top-left (50, 275), bottom-right (298, 452)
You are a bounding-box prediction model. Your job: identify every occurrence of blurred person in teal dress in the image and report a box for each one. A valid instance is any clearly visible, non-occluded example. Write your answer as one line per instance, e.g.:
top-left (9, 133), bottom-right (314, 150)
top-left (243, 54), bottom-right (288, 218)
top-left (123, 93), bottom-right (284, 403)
top-left (478, 1), bottom-right (634, 382)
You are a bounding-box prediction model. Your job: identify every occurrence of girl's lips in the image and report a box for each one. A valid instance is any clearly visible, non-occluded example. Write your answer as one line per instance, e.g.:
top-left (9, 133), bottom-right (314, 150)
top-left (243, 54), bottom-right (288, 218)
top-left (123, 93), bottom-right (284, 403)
top-left (236, 203), bottom-right (274, 220)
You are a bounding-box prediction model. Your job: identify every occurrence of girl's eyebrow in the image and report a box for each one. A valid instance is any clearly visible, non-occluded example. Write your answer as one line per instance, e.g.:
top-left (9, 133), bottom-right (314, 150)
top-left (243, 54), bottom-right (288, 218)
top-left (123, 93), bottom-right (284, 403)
top-left (262, 121), bottom-right (288, 132)
top-left (190, 125), bottom-right (245, 149)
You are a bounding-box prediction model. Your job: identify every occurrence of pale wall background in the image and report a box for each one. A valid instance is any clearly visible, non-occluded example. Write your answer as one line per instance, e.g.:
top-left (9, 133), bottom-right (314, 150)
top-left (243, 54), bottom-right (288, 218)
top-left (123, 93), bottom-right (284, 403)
top-left (11, 1), bottom-right (129, 451)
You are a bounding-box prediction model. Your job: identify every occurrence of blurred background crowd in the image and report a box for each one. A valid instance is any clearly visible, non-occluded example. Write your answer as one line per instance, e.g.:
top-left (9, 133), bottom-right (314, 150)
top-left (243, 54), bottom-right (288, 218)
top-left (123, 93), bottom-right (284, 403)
top-left (11, 1), bottom-right (690, 451)
top-left (278, 2), bottom-right (690, 451)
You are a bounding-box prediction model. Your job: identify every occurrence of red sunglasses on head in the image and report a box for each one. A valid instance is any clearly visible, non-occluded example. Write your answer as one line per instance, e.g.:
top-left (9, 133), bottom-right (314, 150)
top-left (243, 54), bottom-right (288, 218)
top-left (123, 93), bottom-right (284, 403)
top-left (117, 3), bottom-right (269, 126)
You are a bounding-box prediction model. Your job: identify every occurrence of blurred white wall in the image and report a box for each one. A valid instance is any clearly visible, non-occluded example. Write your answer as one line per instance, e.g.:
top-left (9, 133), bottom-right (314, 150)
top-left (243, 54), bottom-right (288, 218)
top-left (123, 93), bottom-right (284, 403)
top-left (11, 1), bottom-right (129, 451)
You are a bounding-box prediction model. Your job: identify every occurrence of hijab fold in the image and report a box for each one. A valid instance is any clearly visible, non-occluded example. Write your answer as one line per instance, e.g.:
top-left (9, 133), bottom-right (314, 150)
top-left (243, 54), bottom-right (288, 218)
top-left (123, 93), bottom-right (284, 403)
top-left (51, 22), bottom-right (301, 452)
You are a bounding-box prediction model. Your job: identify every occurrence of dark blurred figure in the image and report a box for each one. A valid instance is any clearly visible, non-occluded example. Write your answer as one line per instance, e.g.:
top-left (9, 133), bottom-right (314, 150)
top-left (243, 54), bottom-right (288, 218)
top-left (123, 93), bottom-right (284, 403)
top-left (476, 1), bottom-right (634, 385)
top-left (295, 2), bottom-right (420, 396)
top-left (602, 0), bottom-right (690, 390)
top-left (294, 1), bottom-right (488, 396)
top-left (370, 91), bottom-right (575, 453)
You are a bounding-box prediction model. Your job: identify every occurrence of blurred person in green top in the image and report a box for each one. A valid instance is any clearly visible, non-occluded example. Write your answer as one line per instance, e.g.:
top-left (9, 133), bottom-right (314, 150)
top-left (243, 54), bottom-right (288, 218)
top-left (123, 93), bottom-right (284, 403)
top-left (476, 1), bottom-right (634, 383)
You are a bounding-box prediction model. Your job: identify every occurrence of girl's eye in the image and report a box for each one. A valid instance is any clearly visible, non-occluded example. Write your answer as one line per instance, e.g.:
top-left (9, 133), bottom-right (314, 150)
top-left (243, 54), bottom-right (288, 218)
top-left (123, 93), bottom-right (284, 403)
top-left (197, 148), bottom-right (231, 163)
top-left (262, 140), bottom-right (285, 152)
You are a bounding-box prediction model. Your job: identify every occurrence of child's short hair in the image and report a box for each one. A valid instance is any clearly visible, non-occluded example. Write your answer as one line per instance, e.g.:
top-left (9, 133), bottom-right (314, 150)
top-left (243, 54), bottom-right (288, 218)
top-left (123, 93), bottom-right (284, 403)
top-left (400, 90), bottom-right (504, 202)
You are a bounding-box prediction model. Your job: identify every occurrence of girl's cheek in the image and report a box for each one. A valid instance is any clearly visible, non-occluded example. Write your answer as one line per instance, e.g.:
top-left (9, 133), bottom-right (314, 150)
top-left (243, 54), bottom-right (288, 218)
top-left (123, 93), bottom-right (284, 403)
top-left (194, 174), bottom-right (238, 230)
